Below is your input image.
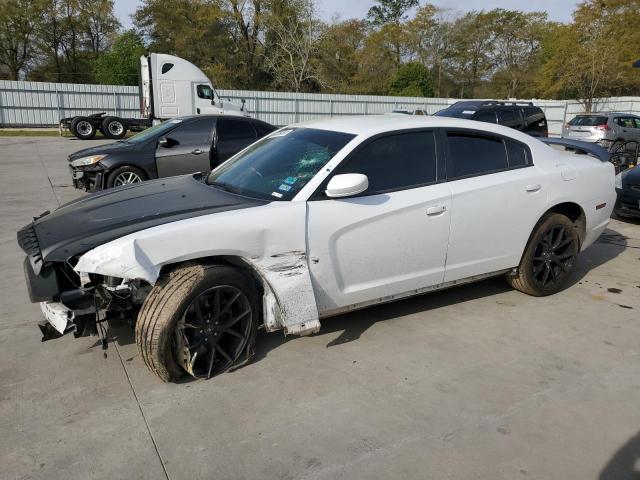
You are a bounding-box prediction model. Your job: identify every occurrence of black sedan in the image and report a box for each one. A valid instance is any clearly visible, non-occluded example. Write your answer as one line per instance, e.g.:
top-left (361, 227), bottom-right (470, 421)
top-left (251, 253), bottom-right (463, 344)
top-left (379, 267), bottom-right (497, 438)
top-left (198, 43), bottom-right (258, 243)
top-left (68, 115), bottom-right (276, 191)
top-left (615, 165), bottom-right (640, 218)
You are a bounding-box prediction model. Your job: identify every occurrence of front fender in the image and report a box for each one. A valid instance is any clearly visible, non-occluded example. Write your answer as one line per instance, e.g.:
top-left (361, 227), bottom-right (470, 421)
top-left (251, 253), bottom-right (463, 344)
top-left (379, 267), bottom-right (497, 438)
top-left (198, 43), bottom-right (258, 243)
top-left (74, 201), bottom-right (320, 334)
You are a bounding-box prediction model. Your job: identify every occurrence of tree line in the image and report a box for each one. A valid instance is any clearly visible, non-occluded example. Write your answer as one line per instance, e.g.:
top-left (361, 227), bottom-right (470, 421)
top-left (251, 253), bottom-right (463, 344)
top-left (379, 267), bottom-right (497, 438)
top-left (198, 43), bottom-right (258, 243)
top-left (1, 0), bottom-right (639, 110)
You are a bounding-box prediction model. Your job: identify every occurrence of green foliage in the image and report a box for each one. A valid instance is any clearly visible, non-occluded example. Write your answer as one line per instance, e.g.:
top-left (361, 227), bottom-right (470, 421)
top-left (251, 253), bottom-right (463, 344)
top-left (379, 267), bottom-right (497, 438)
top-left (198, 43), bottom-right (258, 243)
top-left (388, 62), bottom-right (434, 97)
top-left (2, 0), bottom-right (639, 102)
top-left (93, 30), bottom-right (145, 85)
top-left (367, 0), bottom-right (419, 26)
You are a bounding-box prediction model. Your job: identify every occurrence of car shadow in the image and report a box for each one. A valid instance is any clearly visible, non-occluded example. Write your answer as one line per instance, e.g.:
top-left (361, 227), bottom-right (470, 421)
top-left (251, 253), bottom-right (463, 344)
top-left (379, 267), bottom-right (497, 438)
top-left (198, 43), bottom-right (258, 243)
top-left (599, 430), bottom-right (640, 479)
top-left (566, 226), bottom-right (628, 288)
top-left (99, 226), bottom-right (628, 371)
top-left (253, 226), bottom-right (627, 364)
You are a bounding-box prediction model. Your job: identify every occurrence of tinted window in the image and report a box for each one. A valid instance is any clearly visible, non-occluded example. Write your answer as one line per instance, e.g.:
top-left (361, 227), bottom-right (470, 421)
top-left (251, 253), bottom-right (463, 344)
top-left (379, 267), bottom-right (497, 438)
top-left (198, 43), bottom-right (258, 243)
top-left (197, 84), bottom-right (214, 100)
top-left (634, 118), bottom-right (640, 129)
top-left (253, 121), bottom-right (277, 137)
top-left (569, 116), bottom-right (608, 126)
top-left (616, 117), bottom-right (635, 128)
top-left (475, 110), bottom-right (497, 123)
top-left (435, 108), bottom-right (476, 119)
top-left (447, 132), bottom-right (508, 178)
top-left (217, 118), bottom-right (256, 141)
top-left (506, 140), bottom-right (529, 167)
top-left (161, 63), bottom-right (174, 74)
top-left (340, 131), bottom-right (437, 194)
top-left (167, 118), bottom-right (215, 145)
top-left (208, 128), bottom-right (354, 201)
top-left (499, 109), bottom-right (522, 127)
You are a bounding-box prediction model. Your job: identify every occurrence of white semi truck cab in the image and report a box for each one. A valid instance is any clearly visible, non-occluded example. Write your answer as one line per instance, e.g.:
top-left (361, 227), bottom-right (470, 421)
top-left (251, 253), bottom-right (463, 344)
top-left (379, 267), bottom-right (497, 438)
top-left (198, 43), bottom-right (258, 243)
top-left (61, 53), bottom-right (248, 140)
top-left (140, 53), bottom-right (247, 120)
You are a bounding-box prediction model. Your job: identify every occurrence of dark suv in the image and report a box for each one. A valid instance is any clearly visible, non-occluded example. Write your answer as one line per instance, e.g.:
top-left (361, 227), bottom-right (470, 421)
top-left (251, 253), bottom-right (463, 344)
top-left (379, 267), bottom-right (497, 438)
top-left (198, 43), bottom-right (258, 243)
top-left (435, 101), bottom-right (548, 137)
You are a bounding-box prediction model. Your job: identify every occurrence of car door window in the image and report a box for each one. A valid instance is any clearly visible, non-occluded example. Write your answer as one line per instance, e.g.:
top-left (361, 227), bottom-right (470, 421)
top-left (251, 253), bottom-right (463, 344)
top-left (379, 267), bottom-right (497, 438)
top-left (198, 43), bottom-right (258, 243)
top-left (499, 109), bottom-right (521, 128)
top-left (474, 110), bottom-right (498, 123)
top-left (166, 118), bottom-right (215, 145)
top-left (446, 132), bottom-right (509, 178)
top-left (253, 121), bottom-right (277, 137)
top-left (217, 118), bottom-right (257, 142)
top-left (634, 118), bottom-right (640, 129)
top-left (196, 85), bottom-right (214, 100)
top-left (339, 131), bottom-right (436, 194)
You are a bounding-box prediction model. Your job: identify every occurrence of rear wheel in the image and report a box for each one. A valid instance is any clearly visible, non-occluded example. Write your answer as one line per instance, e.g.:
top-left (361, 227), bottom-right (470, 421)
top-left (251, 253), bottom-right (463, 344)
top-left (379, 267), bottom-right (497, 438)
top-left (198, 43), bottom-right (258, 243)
top-left (106, 166), bottom-right (146, 188)
top-left (507, 214), bottom-right (579, 296)
top-left (101, 116), bottom-right (127, 139)
top-left (70, 117), bottom-right (96, 140)
top-left (135, 264), bottom-right (258, 382)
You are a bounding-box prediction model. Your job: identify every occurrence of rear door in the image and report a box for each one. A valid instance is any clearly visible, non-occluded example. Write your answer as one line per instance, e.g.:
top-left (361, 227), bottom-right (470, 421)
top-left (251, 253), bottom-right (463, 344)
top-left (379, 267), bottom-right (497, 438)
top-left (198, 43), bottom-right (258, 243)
top-left (155, 117), bottom-right (216, 177)
top-left (442, 130), bottom-right (547, 282)
top-left (214, 118), bottom-right (258, 167)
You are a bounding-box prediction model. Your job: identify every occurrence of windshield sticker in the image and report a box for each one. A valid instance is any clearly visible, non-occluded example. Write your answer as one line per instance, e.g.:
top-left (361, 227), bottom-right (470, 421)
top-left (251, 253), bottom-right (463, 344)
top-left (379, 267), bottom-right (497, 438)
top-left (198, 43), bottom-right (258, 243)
top-left (284, 176), bottom-right (297, 185)
top-left (271, 191), bottom-right (283, 198)
top-left (271, 129), bottom-right (294, 137)
top-left (278, 184), bottom-right (291, 192)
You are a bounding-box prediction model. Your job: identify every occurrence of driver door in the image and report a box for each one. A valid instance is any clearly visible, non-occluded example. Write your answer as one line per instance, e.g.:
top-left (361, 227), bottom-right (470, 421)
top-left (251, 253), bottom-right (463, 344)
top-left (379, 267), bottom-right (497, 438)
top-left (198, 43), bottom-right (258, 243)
top-left (155, 117), bottom-right (216, 177)
top-left (306, 130), bottom-right (451, 315)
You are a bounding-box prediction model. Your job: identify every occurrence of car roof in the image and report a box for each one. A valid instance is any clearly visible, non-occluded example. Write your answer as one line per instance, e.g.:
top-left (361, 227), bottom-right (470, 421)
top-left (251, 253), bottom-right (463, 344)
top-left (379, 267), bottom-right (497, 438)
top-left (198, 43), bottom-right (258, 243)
top-left (291, 114), bottom-right (536, 141)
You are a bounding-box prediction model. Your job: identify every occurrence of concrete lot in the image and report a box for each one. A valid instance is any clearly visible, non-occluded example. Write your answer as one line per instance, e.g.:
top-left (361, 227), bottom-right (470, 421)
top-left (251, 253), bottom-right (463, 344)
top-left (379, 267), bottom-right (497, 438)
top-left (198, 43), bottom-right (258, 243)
top-left (1, 136), bottom-right (639, 480)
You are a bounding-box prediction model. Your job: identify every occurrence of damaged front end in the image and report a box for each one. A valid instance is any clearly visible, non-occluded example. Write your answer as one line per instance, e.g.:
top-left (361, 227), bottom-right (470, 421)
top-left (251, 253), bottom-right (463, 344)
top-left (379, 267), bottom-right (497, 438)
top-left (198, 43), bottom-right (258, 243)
top-left (19, 223), bottom-right (149, 342)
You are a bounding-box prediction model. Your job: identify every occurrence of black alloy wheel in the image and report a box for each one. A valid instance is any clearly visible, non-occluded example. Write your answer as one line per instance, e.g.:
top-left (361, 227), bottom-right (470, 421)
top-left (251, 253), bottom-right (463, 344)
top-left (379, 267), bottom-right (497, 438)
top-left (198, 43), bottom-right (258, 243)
top-left (531, 224), bottom-right (576, 290)
top-left (173, 285), bottom-right (253, 379)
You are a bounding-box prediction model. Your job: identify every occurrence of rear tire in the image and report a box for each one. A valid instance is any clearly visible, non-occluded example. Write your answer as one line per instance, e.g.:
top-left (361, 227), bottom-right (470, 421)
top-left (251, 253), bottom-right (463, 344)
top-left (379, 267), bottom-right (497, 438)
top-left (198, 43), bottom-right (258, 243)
top-left (101, 116), bottom-right (127, 139)
top-left (135, 264), bottom-right (259, 382)
top-left (507, 213), bottom-right (579, 296)
top-left (70, 117), bottom-right (96, 140)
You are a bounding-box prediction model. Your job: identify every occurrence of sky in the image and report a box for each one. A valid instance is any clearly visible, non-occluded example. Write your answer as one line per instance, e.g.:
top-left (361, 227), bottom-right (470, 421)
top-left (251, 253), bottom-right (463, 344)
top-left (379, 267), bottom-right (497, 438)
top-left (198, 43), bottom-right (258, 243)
top-left (114, 0), bottom-right (581, 29)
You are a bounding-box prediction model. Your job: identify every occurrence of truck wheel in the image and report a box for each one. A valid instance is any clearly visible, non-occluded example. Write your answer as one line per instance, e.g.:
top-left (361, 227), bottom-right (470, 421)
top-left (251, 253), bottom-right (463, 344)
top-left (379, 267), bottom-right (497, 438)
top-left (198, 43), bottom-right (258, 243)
top-left (106, 166), bottom-right (146, 188)
top-left (101, 116), bottom-right (127, 139)
top-left (135, 264), bottom-right (259, 382)
top-left (506, 213), bottom-right (579, 296)
top-left (70, 117), bottom-right (96, 140)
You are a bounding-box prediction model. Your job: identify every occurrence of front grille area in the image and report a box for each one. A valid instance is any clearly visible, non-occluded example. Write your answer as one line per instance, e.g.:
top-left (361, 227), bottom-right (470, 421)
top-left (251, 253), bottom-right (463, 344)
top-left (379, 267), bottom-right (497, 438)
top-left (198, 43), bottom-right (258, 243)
top-left (17, 223), bottom-right (44, 273)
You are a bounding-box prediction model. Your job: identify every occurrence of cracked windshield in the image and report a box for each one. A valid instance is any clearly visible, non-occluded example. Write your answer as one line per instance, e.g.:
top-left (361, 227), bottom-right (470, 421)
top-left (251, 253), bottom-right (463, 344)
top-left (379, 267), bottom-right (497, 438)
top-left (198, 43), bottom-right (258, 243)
top-left (207, 128), bottom-right (355, 200)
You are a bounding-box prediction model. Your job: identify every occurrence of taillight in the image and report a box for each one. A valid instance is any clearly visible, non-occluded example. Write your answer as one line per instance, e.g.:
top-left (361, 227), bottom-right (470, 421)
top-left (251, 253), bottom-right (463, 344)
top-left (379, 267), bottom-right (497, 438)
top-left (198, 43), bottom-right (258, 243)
top-left (595, 124), bottom-right (611, 131)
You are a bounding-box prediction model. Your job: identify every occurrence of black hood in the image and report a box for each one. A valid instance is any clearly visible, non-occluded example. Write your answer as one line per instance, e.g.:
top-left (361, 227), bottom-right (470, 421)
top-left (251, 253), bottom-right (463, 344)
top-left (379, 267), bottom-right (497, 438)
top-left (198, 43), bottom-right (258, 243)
top-left (68, 141), bottom-right (135, 161)
top-left (18, 174), bottom-right (267, 268)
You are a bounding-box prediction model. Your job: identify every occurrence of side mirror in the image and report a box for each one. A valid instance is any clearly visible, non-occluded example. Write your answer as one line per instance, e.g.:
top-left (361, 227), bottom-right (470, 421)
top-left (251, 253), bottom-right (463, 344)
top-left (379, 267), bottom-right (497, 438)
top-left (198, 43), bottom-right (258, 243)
top-left (158, 137), bottom-right (170, 147)
top-left (325, 174), bottom-right (368, 198)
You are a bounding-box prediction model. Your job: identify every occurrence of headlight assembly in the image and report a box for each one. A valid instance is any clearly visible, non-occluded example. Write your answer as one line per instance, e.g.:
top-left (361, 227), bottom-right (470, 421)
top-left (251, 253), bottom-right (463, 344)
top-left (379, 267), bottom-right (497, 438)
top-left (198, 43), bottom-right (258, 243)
top-left (70, 154), bottom-right (107, 167)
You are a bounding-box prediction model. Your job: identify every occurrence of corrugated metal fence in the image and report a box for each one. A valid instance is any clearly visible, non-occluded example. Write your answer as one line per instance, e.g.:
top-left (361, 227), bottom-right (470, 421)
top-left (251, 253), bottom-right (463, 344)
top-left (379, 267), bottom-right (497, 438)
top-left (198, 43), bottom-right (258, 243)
top-left (1, 80), bottom-right (639, 136)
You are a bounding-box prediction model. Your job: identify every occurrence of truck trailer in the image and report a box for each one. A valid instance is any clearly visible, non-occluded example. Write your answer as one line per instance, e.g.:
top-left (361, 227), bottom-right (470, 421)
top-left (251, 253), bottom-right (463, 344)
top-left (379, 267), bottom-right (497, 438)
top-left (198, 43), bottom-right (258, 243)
top-left (60, 53), bottom-right (248, 140)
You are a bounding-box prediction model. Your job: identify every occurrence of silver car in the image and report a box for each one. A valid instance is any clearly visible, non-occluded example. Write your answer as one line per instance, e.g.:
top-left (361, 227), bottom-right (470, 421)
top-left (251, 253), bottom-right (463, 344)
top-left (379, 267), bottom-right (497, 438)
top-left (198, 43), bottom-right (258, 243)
top-left (562, 113), bottom-right (640, 145)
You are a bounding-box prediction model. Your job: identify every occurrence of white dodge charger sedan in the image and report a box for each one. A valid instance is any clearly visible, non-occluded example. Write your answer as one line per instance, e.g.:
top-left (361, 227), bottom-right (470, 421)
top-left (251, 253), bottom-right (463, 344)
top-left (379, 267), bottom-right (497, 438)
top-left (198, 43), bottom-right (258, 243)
top-left (18, 116), bottom-right (615, 381)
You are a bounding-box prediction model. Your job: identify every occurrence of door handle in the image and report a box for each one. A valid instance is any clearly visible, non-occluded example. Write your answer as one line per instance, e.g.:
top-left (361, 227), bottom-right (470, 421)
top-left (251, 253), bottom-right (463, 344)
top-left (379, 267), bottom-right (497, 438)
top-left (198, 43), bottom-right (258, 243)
top-left (192, 149), bottom-right (203, 155)
top-left (526, 184), bottom-right (542, 193)
top-left (426, 205), bottom-right (446, 216)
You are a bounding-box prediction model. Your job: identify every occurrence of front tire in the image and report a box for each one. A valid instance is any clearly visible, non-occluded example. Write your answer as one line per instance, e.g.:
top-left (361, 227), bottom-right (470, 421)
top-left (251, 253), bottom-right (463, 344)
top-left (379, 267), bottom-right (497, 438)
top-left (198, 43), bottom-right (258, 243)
top-left (507, 213), bottom-right (579, 296)
top-left (106, 166), bottom-right (146, 188)
top-left (135, 264), bottom-right (259, 382)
